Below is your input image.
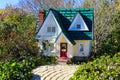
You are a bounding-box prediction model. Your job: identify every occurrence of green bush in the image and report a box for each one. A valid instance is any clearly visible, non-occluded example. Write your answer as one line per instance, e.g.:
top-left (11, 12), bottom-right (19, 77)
top-left (71, 52), bottom-right (120, 80)
top-left (0, 60), bottom-right (34, 80)
top-left (0, 55), bottom-right (57, 80)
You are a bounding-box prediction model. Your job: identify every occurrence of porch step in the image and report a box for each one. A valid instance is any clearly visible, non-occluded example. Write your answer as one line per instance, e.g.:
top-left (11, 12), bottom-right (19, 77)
top-left (57, 57), bottom-right (70, 62)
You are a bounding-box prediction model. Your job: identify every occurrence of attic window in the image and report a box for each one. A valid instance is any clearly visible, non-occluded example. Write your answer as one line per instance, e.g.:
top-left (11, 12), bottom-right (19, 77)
top-left (76, 24), bottom-right (81, 29)
top-left (47, 27), bottom-right (55, 33)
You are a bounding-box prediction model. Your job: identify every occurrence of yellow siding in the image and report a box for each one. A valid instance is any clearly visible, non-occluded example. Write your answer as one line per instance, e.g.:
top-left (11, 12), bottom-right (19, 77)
top-left (59, 35), bottom-right (67, 43)
top-left (72, 40), bottom-right (90, 57)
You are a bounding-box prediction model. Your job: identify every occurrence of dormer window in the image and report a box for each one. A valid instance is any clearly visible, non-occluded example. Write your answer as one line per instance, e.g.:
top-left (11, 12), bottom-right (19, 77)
top-left (76, 24), bottom-right (81, 29)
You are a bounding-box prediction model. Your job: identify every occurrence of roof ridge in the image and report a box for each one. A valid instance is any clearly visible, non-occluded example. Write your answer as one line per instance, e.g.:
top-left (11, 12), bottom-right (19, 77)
top-left (43, 8), bottom-right (94, 11)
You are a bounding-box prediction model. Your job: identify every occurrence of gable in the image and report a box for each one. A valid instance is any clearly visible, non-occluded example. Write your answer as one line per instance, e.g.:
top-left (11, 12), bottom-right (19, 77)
top-left (68, 13), bottom-right (89, 31)
top-left (36, 10), bottom-right (61, 39)
top-left (55, 33), bottom-right (75, 45)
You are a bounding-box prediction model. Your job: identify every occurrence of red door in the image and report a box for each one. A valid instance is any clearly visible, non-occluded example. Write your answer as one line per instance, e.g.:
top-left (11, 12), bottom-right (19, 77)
top-left (60, 43), bottom-right (67, 57)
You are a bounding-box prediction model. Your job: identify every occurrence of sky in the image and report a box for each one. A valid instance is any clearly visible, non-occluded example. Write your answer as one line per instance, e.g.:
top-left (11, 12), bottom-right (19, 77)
top-left (0, 0), bottom-right (20, 9)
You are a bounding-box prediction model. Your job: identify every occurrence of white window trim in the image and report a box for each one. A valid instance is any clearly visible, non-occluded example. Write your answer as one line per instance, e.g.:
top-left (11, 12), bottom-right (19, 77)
top-left (78, 42), bottom-right (85, 55)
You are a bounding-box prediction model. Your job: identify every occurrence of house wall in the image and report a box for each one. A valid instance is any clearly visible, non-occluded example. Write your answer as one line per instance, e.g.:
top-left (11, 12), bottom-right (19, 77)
top-left (54, 34), bottom-right (92, 58)
top-left (72, 40), bottom-right (92, 57)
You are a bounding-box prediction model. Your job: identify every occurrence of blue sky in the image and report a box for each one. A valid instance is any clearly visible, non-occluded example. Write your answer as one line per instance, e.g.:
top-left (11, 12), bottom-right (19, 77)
top-left (0, 0), bottom-right (20, 9)
top-left (0, 0), bottom-right (84, 9)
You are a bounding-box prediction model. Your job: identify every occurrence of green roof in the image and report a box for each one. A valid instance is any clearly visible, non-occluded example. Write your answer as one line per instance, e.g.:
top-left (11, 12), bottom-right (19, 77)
top-left (37, 8), bottom-right (93, 40)
top-left (51, 9), bottom-right (76, 45)
top-left (44, 8), bottom-right (94, 22)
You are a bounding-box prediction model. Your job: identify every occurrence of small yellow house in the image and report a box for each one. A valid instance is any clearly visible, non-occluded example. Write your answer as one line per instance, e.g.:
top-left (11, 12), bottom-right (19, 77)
top-left (36, 8), bottom-right (94, 61)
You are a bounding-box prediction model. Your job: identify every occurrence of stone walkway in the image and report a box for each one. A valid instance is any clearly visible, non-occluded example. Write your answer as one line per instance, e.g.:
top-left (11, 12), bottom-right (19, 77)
top-left (32, 64), bottom-right (78, 80)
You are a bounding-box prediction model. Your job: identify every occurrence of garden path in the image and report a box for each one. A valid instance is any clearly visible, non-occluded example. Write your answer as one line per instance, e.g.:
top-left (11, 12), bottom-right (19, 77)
top-left (32, 63), bottom-right (78, 80)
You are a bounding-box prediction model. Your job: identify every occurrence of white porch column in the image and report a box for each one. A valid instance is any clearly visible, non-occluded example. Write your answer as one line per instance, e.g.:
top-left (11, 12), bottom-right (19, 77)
top-left (68, 44), bottom-right (73, 58)
top-left (38, 40), bottom-right (43, 52)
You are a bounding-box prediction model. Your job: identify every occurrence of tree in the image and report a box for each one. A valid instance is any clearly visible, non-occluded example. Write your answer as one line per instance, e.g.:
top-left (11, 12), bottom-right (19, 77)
top-left (81, 0), bottom-right (119, 54)
top-left (0, 8), bottom-right (38, 60)
top-left (19, 0), bottom-right (78, 15)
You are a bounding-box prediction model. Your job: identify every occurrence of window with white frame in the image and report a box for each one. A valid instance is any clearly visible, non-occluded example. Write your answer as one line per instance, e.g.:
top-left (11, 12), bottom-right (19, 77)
top-left (78, 43), bottom-right (85, 55)
top-left (47, 27), bottom-right (55, 33)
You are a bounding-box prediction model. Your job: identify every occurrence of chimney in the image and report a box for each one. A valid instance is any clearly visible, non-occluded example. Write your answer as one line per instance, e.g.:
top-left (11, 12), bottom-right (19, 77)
top-left (38, 10), bottom-right (45, 28)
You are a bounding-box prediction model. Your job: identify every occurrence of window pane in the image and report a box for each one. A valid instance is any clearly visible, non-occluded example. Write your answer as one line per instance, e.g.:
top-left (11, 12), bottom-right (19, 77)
top-left (47, 27), bottom-right (51, 32)
top-left (52, 27), bottom-right (55, 32)
top-left (62, 44), bottom-right (66, 49)
top-left (80, 44), bottom-right (84, 51)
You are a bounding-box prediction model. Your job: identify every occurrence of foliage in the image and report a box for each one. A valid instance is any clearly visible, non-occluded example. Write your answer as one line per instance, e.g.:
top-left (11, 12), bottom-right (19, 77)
top-left (0, 8), bottom-right (38, 61)
top-left (19, 0), bottom-right (81, 15)
top-left (0, 7), bottom-right (57, 80)
top-left (71, 52), bottom-right (120, 80)
top-left (0, 55), bottom-right (57, 80)
top-left (0, 59), bottom-right (34, 80)
top-left (82, 0), bottom-right (120, 54)
top-left (97, 7), bottom-right (120, 55)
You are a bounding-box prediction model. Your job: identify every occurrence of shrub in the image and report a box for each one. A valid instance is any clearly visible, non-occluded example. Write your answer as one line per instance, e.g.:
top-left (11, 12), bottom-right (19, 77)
top-left (71, 52), bottom-right (120, 80)
top-left (0, 55), bottom-right (57, 80)
top-left (0, 60), bottom-right (34, 80)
